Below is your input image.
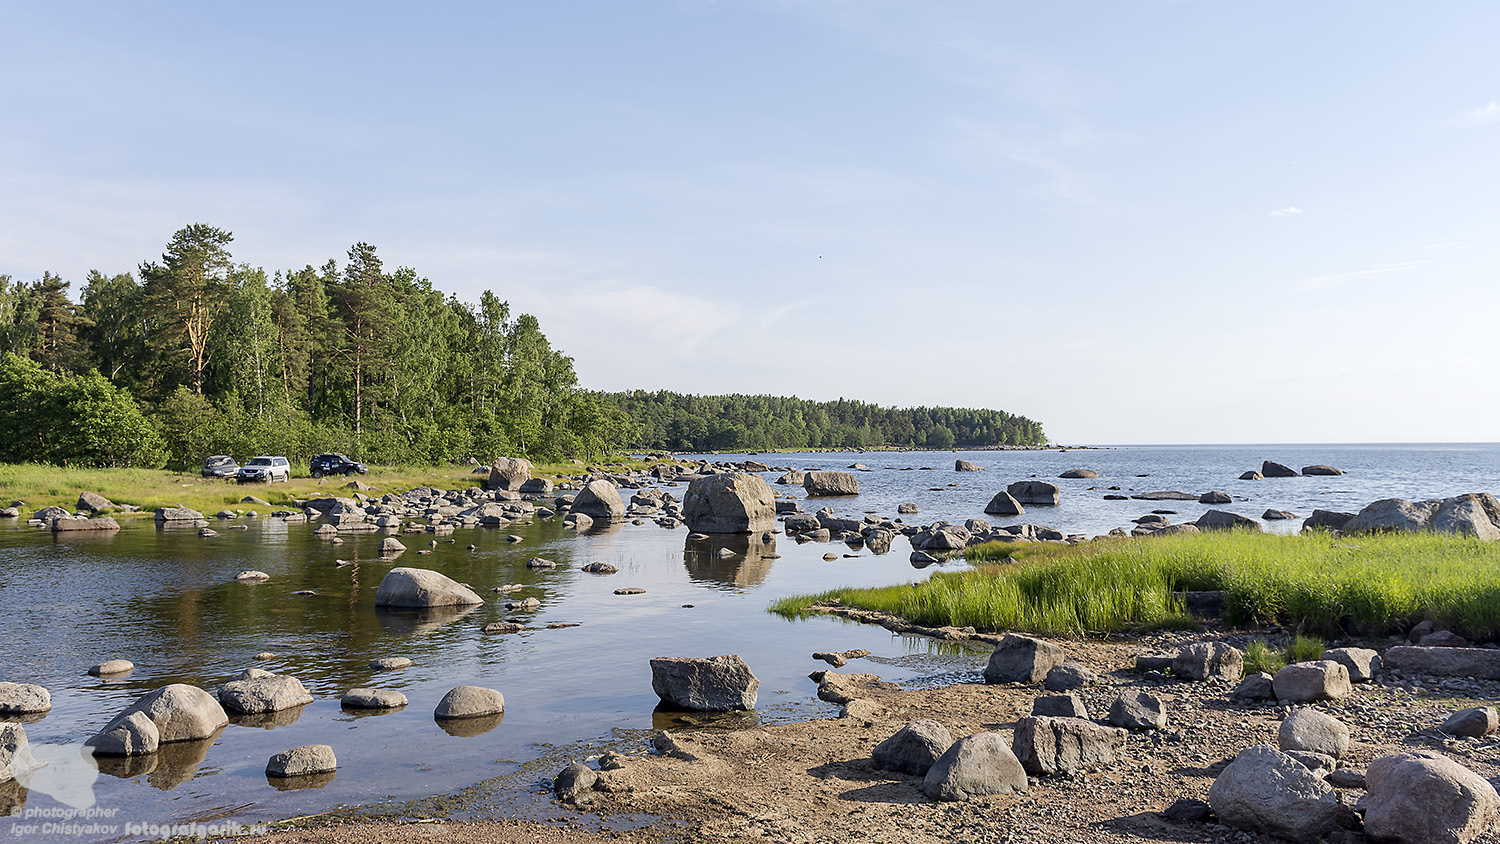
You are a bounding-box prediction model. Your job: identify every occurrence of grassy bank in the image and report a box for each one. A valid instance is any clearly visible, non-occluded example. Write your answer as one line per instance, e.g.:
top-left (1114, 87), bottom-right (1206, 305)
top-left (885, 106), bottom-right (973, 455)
top-left (771, 531), bottom-right (1500, 638)
top-left (0, 457), bottom-right (653, 516)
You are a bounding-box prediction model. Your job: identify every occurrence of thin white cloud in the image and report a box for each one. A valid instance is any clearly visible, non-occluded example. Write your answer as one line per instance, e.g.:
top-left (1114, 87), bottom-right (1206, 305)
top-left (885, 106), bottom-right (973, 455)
top-left (1268, 206), bottom-right (1303, 217)
top-left (1462, 101), bottom-right (1500, 126)
top-left (1298, 260), bottom-right (1429, 290)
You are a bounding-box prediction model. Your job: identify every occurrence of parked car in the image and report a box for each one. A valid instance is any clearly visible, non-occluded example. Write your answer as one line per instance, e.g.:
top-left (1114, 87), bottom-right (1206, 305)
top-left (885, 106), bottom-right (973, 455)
top-left (201, 455), bottom-right (239, 478)
top-left (236, 456), bottom-right (291, 483)
top-left (310, 453), bottom-right (368, 478)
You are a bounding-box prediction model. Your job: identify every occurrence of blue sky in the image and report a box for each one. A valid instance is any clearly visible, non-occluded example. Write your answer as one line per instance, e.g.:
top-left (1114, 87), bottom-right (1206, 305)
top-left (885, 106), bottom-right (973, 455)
top-left (2, 1), bottom-right (1496, 444)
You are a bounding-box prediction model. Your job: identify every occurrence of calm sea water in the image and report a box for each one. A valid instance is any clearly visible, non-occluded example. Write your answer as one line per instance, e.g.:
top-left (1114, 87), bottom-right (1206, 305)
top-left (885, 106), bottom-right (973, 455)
top-left (1, 443), bottom-right (1496, 840)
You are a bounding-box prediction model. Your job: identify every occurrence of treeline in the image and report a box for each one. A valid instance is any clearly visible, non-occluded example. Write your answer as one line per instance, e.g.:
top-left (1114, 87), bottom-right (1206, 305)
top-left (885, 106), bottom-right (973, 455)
top-left (599, 391), bottom-right (1046, 453)
top-left (0, 224), bottom-right (634, 468)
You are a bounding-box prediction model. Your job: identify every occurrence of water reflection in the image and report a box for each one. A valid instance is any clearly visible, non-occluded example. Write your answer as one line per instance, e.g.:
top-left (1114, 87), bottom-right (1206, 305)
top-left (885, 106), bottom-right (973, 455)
top-left (434, 712), bottom-right (503, 737)
top-left (95, 753), bottom-right (159, 780)
top-left (0, 712), bottom-right (47, 726)
top-left (147, 734), bottom-right (217, 790)
top-left (267, 771), bottom-right (335, 791)
top-left (682, 534), bottom-right (777, 588)
top-left (0, 779), bottom-right (25, 815)
top-left (374, 604), bottom-right (479, 636)
top-left (230, 704), bottom-right (308, 730)
top-left (650, 706), bottom-right (759, 731)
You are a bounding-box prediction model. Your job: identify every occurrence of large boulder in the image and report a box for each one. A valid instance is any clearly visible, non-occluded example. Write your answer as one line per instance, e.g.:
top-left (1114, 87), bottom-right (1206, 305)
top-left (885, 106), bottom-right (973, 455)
top-left (518, 477), bottom-right (553, 495)
top-left (1012, 716), bottom-right (1126, 775)
top-left (572, 479), bottom-right (626, 523)
top-left (1198, 491), bottom-right (1232, 505)
top-left (1278, 709), bottom-right (1350, 758)
top-left (487, 458), bottom-right (533, 492)
top-left (1342, 493), bottom-right (1500, 540)
top-left (1302, 510), bottom-right (1355, 532)
top-left (1033, 694), bottom-right (1089, 719)
top-left (1364, 750), bottom-right (1500, 844)
top-left (1058, 469), bottom-right (1098, 479)
top-left (218, 674), bottom-right (314, 714)
top-left (52, 516), bottom-right (121, 532)
top-left (650, 655), bottom-right (758, 711)
top-left (1323, 647), bottom-right (1381, 682)
top-left (872, 719), bottom-right (953, 776)
top-left (0, 683), bottom-right (50, 714)
top-left (1196, 509), bottom-right (1262, 532)
top-left (1261, 461), bottom-right (1300, 478)
top-left (266, 744), bottom-right (337, 777)
top-left (1301, 465), bottom-right (1344, 476)
top-left (910, 524), bottom-right (972, 552)
top-left (922, 732), bottom-right (1028, 801)
top-left (1007, 481), bottom-right (1060, 506)
top-left (1172, 642), bottom-right (1243, 683)
top-left (76, 491), bottom-right (113, 512)
top-left (1273, 661), bottom-right (1352, 703)
top-left (102, 684), bottom-right (227, 743)
top-left (374, 567), bottom-right (483, 608)
top-left (983, 491), bottom-right (1025, 517)
top-left (154, 506), bottom-right (205, 521)
top-left (1383, 646), bottom-right (1500, 679)
top-left (1209, 745), bottom-right (1337, 842)
top-left (85, 711), bottom-right (160, 757)
top-left (803, 472), bottom-right (859, 497)
top-left (682, 473), bottom-right (776, 534)
top-left (955, 460), bottom-right (984, 472)
top-left (0, 723), bottom-right (30, 782)
top-left (1441, 707), bottom-right (1499, 739)
top-left (1109, 691), bottom-right (1168, 730)
top-left (984, 634), bottom-right (1065, 684)
top-left (434, 686), bottom-right (506, 719)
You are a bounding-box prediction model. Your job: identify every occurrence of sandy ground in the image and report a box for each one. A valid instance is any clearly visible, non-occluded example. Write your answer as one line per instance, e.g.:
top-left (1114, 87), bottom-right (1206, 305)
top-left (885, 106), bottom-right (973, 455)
top-left (247, 629), bottom-right (1500, 844)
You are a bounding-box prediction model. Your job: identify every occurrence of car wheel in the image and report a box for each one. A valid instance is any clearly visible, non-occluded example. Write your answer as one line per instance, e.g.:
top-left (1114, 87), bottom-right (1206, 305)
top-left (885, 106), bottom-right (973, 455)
top-left (311, 469), bottom-right (323, 479)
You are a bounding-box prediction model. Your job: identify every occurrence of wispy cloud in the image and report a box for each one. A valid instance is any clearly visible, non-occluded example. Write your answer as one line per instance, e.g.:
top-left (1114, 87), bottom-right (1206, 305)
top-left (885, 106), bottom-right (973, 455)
top-left (1462, 101), bottom-right (1500, 126)
top-left (1298, 260), bottom-right (1429, 290)
top-left (1268, 206), bottom-right (1303, 217)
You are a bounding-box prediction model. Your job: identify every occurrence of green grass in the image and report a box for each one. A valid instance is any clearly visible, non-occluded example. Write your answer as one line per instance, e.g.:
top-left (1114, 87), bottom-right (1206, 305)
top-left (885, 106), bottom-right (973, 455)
top-left (0, 455), bottom-right (655, 517)
top-left (772, 531), bottom-right (1500, 638)
top-left (1242, 634), bottom-right (1323, 676)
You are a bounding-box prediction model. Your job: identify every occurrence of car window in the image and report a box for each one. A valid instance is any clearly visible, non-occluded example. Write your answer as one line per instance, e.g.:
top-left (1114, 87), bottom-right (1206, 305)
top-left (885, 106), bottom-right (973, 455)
top-left (248, 458), bottom-right (272, 466)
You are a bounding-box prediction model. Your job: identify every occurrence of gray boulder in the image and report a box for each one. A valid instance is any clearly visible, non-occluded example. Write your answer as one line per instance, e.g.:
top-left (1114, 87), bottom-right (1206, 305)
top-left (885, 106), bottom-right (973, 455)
top-left (1343, 493), bottom-right (1500, 540)
top-left (911, 524), bottom-right (971, 552)
top-left (0, 682), bottom-right (50, 714)
top-left (1007, 481), bottom-right (1060, 506)
top-left (1273, 661), bottom-right (1352, 703)
top-left (1208, 744), bottom-right (1337, 843)
top-left (775, 471), bottom-right (805, 485)
top-left (1196, 509), bottom-right (1262, 532)
top-left (518, 477), bottom-right (554, 495)
top-left (682, 473), bottom-right (776, 534)
top-left (218, 674), bottom-right (314, 714)
top-left (1365, 750), bottom-right (1500, 844)
top-left (1301, 465), bottom-right (1344, 476)
top-left (1109, 691), bottom-right (1168, 730)
top-left (1172, 642), bottom-right (1243, 683)
top-left (1278, 709), bottom-right (1350, 759)
top-left (1383, 646), bottom-right (1500, 679)
top-left (872, 719), bottom-right (953, 776)
top-left (1033, 694), bottom-right (1089, 719)
top-left (1323, 647), bottom-right (1381, 682)
top-left (487, 457), bottom-right (533, 491)
top-left (154, 506), bottom-right (205, 521)
top-left (1058, 469), bottom-right (1098, 479)
top-left (88, 659), bottom-right (134, 676)
top-left (374, 567), bottom-right (483, 608)
top-left (1199, 491), bottom-right (1232, 504)
top-left (266, 744), bottom-right (337, 777)
top-left (1232, 672), bottom-right (1277, 702)
top-left (922, 732), bottom-right (1028, 801)
top-left (76, 491), bottom-right (112, 512)
top-left (1262, 461), bottom-right (1300, 478)
top-left (52, 516), bottom-right (121, 532)
top-left (1441, 707), bottom-right (1499, 739)
top-left (573, 480), bottom-right (626, 522)
top-left (983, 491), bottom-right (1025, 517)
top-left (85, 710), bottom-right (159, 757)
top-left (554, 763), bottom-right (597, 801)
top-left (955, 460), bottom-right (984, 472)
top-left (1262, 509), bottom-right (1298, 520)
top-left (103, 684), bottom-right (228, 742)
top-left (379, 537), bottom-right (406, 554)
top-left (434, 685), bottom-right (505, 719)
top-left (0, 723), bottom-right (30, 782)
top-left (803, 472), bottom-right (860, 497)
top-left (1240, 470), bottom-right (1264, 480)
top-left (341, 688), bottom-right (408, 709)
top-left (1011, 716), bottom-right (1126, 775)
top-left (1043, 663), bottom-right (1095, 692)
top-left (650, 655), bottom-right (758, 711)
top-left (1301, 510), bottom-right (1354, 532)
top-left (984, 634), bottom-right (1065, 684)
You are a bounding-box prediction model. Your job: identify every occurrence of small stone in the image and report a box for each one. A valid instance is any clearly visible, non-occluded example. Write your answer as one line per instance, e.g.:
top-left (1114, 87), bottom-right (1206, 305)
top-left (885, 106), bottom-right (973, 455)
top-left (340, 688), bottom-right (408, 709)
top-left (434, 685), bottom-right (505, 719)
top-left (369, 657), bottom-right (413, 671)
top-left (266, 744), bottom-right (337, 777)
top-left (88, 660), bottom-right (135, 677)
top-left (554, 763), bottom-right (597, 801)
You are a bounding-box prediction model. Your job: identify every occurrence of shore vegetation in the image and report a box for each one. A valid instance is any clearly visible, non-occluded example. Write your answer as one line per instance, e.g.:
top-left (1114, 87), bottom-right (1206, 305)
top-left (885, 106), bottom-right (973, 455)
top-left (771, 531), bottom-right (1500, 639)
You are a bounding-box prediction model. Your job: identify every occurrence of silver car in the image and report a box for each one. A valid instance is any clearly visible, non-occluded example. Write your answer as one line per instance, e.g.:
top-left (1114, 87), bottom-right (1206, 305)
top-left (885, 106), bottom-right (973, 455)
top-left (236, 456), bottom-right (291, 483)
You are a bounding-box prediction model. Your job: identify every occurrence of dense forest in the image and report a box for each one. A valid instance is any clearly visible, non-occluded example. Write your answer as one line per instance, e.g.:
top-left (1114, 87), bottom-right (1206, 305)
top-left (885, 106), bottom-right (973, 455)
top-left (600, 391), bottom-right (1046, 452)
top-left (0, 224), bottom-right (1045, 469)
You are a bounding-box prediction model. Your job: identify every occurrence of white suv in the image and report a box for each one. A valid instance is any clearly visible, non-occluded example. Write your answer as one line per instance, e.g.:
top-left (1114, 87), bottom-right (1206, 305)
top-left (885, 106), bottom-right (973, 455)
top-left (236, 456), bottom-right (291, 483)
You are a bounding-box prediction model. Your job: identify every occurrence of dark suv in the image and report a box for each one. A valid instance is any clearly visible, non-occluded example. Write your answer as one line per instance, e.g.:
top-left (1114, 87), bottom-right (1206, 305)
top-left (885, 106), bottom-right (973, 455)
top-left (310, 453), bottom-right (368, 478)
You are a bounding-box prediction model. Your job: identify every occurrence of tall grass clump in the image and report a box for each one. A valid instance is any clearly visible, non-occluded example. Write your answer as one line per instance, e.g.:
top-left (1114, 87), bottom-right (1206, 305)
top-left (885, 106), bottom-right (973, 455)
top-left (773, 531), bottom-right (1500, 639)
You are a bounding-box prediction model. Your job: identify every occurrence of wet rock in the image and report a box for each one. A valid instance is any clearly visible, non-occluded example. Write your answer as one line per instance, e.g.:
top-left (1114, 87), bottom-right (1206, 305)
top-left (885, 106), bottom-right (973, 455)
top-left (581, 562), bottom-right (618, 574)
top-left (1109, 690), bottom-right (1168, 730)
top-left (0, 724), bottom-right (30, 781)
top-left (487, 457), bottom-right (533, 492)
top-left (1007, 481), bottom-right (1060, 506)
top-left (0, 683), bottom-right (50, 714)
top-left (1263, 509), bottom-right (1298, 520)
top-left (484, 622), bottom-right (524, 634)
top-left (1199, 491), bottom-right (1232, 505)
top-left (85, 711), bottom-right (159, 757)
top-left (1059, 469), bottom-right (1097, 479)
top-left (235, 570), bottom-right (270, 582)
top-left (872, 719), bottom-right (953, 776)
top-left (573, 480), bottom-right (626, 523)
top-left (266, 744), bottom-right (336, 777)
top-left (1364, 750), bottom-right (1500, 844)
top-left (1261, 461), bottom-right (1299, 478)
top-left (955, 460), bottom-right (985, 472)
top-left (1278, 708), bottom-right (1350, 759)
top-left (103, 684), bottom-right (227, 743)
top-left (554, 763), bottom-right (596, 801)
top-left (1012, 716), bottom-right (1126, 775)
top-left (155, 506), bottom-right (205, 521)
top-left (983, 491), bottom-right (1026, 517)
top-left (526, 557), bottom-right (558, 569)
top-left (88, 660), bottom-right (134, 677)
top-left (1173, 642), bottom-right (1243, 683)
top-left (340, 688), bottom-right (408, 709)
top-left (1208, 745), bottom-right (1336, 843)
top-left (650, 655), bottom-right (758, 711)
top-left (683, 473), bottom-right (776, 533)
top-left (803, 471), bottom-right (860, 497)
top-left (219, 674), bottom-right (314, 714)
top-left (775, 471), bottom-right (805, 485)
top-left (1441, 707), bottom-right (1499, 738)
top-left (434, 686), bottom-right (506, 719)
top-left (1301, 465), bottom-right (1344, 476)
top-left (922, 732), bottom-right (1028, 801)
top-left (1273, 661), bottom-right (1352, 703)
top-left (374, 567), bottom-right (483, 608)
top-left (984, 634), bottom-right (1065, 684)
top-left (369, 657), bottom-right (413, 671)
top-left (1196, 509), bottom-right (1262, 532)
top-left (53, 516), bottom-right (121, 532)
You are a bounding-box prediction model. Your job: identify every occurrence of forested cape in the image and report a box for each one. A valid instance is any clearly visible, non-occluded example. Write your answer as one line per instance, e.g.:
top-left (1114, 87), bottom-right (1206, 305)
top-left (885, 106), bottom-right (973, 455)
top-left (0, 224), bottom-right (1045, 469)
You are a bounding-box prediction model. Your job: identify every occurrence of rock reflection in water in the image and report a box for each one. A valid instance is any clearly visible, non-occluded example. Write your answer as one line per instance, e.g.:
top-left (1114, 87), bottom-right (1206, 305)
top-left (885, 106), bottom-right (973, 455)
top-left (147, 734), bottom-right (217, 790)
top-left (0, 711), bottom-right (48, 726)
top-left (0, 779), bottom-right (25, 815)
top-left (267, 770), bottom-right (335, 791)
top-left (230, 703), bottom-right (308, 729)
top-left (434, 711), bottom-right (504, 737)
top-left (650, 705), bottom-right (759, 732)
top-left (95, 752), bottom-right (159, 779)
top-left (374, 603), bottom-right (479, 636)
top-left (682, 534), bottom-right (777, 588)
